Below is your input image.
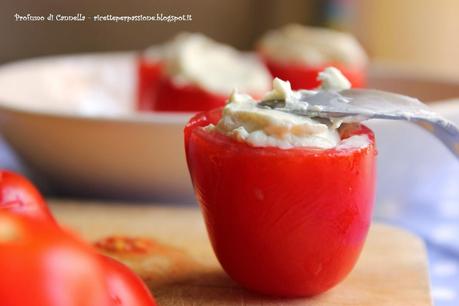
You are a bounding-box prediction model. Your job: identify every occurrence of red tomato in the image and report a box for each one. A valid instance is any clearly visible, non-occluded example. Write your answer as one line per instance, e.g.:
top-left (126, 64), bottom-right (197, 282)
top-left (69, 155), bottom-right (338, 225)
top-left (154, 77), bottom-right (227, 112)
top-left (137, 57), bottom-right (163, 111)
top-left (137, 56), bottom-right (227, 113)
top-left (0, 212), bottom-right (112, 306)
top-left (0, 170), bottom-right (55, 223)
top-left (184, 109), bottom-right (376, 297)
top-left (101, 255), bottom-right (157, 306)
top-left (262, 56), bottom-right (366, 90)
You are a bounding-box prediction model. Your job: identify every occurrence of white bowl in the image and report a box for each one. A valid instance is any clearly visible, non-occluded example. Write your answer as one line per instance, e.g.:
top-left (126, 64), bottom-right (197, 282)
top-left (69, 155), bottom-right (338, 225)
top-left (0, 53), bottom-right (194, 202)
top-left (0, 53), bottom-right (458, 205)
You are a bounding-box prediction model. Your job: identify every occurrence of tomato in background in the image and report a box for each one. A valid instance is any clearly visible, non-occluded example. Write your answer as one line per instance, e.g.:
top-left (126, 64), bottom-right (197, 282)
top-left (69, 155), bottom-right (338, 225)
top-left (137, 58), bottom-right (227, 112)
top-left (0, 170), bottom-right (55, 223)
top-left (153, 77), bottom-right (227, 112)
top-left (102, 256), bottom-right (157, 306)
top-left (262, 56), bottom-right (366, 90)
top-left (185, 109), bottom-right (377, 297)
top-left (137, 58), bottom-right (163, 112)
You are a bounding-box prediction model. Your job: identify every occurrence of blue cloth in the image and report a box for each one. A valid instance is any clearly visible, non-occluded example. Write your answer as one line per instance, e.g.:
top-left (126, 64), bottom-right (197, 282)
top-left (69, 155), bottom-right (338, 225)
top-left (375, 191), bottom-right (459, 305)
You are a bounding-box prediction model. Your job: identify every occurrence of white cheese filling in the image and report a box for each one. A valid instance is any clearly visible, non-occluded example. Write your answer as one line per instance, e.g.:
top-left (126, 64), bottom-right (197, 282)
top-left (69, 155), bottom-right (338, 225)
top-left (258, 24), bottom-right (368, 68)
top-left (205, 67), bottom-right (370, 150)
top-left (146, 33), bottom-right (271, 96)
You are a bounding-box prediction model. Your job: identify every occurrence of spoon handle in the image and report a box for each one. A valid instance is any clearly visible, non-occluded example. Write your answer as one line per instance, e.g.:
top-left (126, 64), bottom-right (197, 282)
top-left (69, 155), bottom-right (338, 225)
top-left (413, 117), bottom-right (459, 160)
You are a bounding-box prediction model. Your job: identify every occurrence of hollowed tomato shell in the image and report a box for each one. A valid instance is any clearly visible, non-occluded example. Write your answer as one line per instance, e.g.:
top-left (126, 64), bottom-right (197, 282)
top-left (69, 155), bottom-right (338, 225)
top-left (184, 109), bottom-right (377, 297)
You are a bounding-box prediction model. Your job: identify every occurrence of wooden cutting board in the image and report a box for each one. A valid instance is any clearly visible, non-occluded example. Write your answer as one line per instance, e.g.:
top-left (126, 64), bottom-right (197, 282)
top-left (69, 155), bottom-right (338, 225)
top-left (50, 200), bottom-right (432, 306)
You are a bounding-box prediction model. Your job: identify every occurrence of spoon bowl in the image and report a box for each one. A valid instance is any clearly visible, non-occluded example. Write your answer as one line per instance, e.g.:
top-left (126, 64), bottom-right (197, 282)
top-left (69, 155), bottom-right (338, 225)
top-left (259, 89), bottom-right (459, 159)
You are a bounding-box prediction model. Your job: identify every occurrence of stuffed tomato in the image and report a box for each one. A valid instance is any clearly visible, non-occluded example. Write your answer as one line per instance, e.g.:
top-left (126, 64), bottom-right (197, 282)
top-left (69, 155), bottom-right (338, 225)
top-left (262, 58), bottom-right (365, 90)
top-left (137, 57), bottom-right (226, 112)
top-left (137, 33), bottom-right (271, 112)
top-left (257, 24), bottom-right (367, 90)
top-left (184, 69), bottom-right (376, 297)
top-left (185, 109), bottom-right (376, 297)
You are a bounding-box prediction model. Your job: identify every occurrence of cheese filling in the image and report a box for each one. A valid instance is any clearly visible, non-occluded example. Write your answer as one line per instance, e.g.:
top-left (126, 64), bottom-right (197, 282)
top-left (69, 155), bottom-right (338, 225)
top-left (148, 33), bottom-right (271, 96)
top-left (205, 67), bottom-right (369, 150)
top-left (258, 24), bottom-right (368, 68)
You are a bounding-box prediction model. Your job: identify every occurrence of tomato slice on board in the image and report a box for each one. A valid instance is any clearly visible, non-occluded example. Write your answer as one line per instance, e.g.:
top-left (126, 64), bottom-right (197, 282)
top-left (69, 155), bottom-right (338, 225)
top-left (262, 56), bottom-right (366, 90)
top-left (184, 109), bottom-right (376, 297)
top-left (0, 170), bottom-right (55, 223)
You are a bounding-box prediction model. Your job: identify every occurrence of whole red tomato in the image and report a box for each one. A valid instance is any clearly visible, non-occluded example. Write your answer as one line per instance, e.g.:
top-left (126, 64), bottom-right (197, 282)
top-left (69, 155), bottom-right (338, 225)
top-left (185, 109), bottom-right (376, 297)
top-left (0, 172), bottom-right (157, 306)
top-left (0, 212), bottom-right (113, 306)
top-left (262, 56), bottom-right (366, 90)
top-left (101, 255), bottom-right (157, 306)
top-left (0, 170), bottom-right (55, 223)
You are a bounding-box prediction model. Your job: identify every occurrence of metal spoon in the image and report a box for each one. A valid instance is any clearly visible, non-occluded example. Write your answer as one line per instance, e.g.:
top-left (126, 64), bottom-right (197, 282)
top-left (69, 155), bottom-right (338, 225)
top-left (258, 89), bottom-right (459, 159)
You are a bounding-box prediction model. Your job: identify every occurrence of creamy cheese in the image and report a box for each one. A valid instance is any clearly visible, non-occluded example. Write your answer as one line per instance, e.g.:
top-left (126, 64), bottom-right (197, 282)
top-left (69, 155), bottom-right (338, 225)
top-left (205, 67), bottom-right (369, 150)
top-left (211, 90), bottom-right (340, 149)
top-left (258, 24), bottom-right (368, 68)
top-left (151, 33), bottom-right (271, 96)
top-left (318, 67), bottom-right (351, 90)
top-left (337, 134), bottom-right (370, 149)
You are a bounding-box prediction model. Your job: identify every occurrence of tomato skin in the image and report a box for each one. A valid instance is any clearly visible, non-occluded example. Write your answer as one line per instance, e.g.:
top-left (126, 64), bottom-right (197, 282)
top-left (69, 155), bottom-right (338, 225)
top-left (0, 170), bottom-right (55, 223)
top-left (261, 56), bottom-right (366, 90)
top-left (137, 57), bottom-right (227, 112)
top-left (137, 57), bottom-right (163, 112)
top-left (154, 77), bottom-right (227, 112)
top-left (185, 109), bottom-right (376, 297)
top-left (0, 212), bottom-right (112, 306)
top-left (0, 172), bottom-right (158, 306)
top-left (101, 255), bottom-right (157, 306)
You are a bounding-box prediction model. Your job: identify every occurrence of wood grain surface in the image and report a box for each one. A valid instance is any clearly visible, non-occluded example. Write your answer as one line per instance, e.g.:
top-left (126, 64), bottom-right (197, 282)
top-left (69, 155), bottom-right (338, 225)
top-left (50, 200), bottom-right (432, 306)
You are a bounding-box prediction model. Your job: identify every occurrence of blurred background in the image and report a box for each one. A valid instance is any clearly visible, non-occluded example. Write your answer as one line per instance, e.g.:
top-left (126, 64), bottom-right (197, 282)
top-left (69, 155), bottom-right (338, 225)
top-left (1, 0), bottom-right (459, 78)
top-left (1, 1), bottom-right (459, 305)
